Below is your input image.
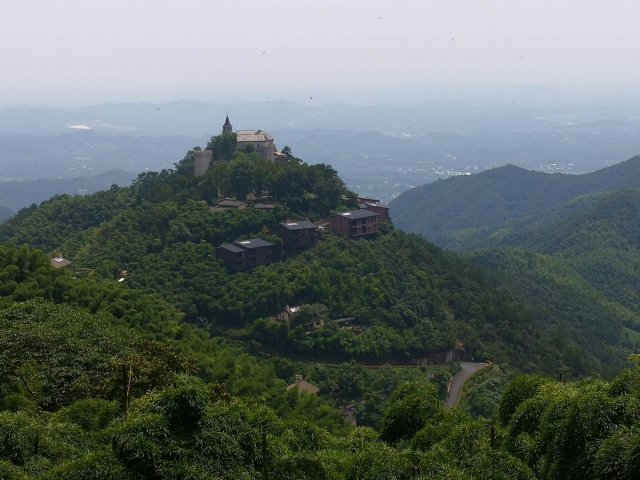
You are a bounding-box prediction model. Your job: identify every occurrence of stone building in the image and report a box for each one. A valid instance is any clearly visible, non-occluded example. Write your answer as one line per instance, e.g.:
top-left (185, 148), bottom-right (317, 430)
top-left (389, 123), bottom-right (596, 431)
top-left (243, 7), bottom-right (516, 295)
top-left (235, 129), bottom-right (276, 161)
top-left (194, 149), bottom-right (213, 176)
top-left (194, 116), bottom-right (277, 176)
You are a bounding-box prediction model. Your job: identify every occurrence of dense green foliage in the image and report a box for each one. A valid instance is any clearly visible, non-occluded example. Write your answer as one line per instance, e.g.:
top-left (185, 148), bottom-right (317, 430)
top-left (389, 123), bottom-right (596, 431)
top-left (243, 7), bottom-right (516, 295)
top-left (390, 156), bottom-right (640, 247)
top-left (0, 250), bottom-right (536, 478)
top-left (0, 150), bottom-right (578, 373)
top-left (4, 298), bottom-right (640, 480)
top-left (392, 162), bottom-right (640, 380)
top-left (461, 189), bottom-right (640, 377)
top-left (4, 144), bottom-right (640, 477)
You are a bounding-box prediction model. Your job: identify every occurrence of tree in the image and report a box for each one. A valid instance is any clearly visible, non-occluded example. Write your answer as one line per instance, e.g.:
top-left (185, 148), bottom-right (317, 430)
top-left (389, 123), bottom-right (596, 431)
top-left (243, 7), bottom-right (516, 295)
top-left (380, 381), bottom-right (441, 444)
top-left (208, 133), bottom-right (237, 161)
top-left (281, 145), bottom-right (293, 157)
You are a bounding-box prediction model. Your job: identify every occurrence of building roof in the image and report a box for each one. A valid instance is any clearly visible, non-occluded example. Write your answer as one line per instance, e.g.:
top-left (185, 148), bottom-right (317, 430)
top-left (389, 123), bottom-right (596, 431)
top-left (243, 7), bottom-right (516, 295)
top-left (236, 130), bottom-right (273, 142)
top-left (216, 199), bottom-right (247, 208)
top-left (279, 220), bottom-right (317, 231)
top-left (336, 209), bottom-right (379, 220)
top-left (223, 115), bottom-right (232, 127)
top-left (218, 243), bottom-right (245, 254)
top-left (233, 238), bottom-right (273, 249)
top-left (50, 256), bottom-right (72, 268)
top-left (282, 305), bottom-right (301, 315)
top-left (287, 375), bottom-right (320, 394)
top-left (357, 196), bottom-right (381, 204)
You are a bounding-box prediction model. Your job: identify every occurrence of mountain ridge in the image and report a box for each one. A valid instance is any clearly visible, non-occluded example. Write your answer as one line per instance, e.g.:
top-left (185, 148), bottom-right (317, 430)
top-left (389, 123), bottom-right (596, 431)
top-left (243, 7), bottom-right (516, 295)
top-left (391, 155), bottom-right (640, 247)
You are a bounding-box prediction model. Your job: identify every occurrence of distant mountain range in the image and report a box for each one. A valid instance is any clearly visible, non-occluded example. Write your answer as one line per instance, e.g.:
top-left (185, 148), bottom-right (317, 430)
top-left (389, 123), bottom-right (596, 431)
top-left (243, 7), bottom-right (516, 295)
top-left (0, 169), bottom-right (136, 221)
top-left (2, 101), bottom-right (640, 204)
top-left (0, 131), bottom-right (202, 181)
top-left (390, 155), bottom-right (640, 247)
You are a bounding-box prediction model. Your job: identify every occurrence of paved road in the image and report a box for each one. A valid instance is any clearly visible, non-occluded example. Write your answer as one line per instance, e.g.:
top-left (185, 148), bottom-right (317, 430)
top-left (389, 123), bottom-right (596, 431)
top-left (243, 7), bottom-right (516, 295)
top-left (446, 362), bottom-right (490, 408)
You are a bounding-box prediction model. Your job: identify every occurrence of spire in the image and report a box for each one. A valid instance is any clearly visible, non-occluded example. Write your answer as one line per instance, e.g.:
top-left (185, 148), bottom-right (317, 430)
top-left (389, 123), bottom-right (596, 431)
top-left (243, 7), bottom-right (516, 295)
top-left (222, 115), bottom-right (232, 134)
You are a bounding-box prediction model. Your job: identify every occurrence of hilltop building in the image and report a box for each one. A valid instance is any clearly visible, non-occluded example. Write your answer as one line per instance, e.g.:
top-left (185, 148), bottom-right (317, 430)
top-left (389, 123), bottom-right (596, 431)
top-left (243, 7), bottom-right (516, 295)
top-left (194, 149), bottom-right (214, 176)
top-left (235, 129), bottom-right (276, 161)
top-left (195, 116), bottom-right (278, 176)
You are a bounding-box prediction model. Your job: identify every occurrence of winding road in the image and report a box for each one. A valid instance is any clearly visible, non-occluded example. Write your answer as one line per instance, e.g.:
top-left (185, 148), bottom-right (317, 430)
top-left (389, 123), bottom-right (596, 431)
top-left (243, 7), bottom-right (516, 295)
top-left (446, 362), bottom-right (490, 408)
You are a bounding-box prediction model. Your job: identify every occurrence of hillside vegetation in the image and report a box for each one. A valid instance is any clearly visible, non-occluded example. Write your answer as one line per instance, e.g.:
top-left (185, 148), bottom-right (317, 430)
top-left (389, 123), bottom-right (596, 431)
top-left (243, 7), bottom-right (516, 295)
top-left (391, 155), bottom-right (640, 247)
top-left (4, 143), bottom-right (640, 477)
top-left (1, 253), bottom-right (640, 478)
top-left (391, 159), bottom-right (640, 374)
top-left (0, 149), bottom-right (567, 372)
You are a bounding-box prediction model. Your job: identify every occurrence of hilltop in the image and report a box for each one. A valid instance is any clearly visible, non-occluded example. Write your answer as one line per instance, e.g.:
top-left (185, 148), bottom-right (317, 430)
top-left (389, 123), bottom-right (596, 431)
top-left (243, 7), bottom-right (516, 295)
top-left (2, 138), bottom-right (623, 378)
top-left (390, 155), bottom-right (640, 247)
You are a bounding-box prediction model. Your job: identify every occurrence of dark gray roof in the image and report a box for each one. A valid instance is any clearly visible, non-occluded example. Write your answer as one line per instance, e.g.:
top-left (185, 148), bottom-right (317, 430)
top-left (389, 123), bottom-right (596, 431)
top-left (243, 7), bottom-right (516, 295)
top-left (279, 220), bottom-right (317, 230)
top-left (357, 196), bottom-right (380, 204)
top-left (233, 238), bottom-right (273, 249)
top-left (219, 243), bottom-right (245, 253)
top-left (217, 199), bottom-right (246, 207)
top-left (336, 209), bottom-right (379, 220)
top-left (223, 115), bottom-right (232, 127)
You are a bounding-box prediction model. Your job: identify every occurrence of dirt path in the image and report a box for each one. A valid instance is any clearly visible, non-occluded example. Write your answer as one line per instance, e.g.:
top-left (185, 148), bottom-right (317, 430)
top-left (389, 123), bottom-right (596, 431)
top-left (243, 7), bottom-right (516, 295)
top-left (446, 362), bottom-right (490, 408)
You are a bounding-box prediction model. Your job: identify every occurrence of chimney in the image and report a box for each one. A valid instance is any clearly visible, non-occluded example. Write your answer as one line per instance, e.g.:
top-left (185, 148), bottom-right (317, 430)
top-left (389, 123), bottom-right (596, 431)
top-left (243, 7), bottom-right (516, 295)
top-left (295, 374), bottom-right (303, 383)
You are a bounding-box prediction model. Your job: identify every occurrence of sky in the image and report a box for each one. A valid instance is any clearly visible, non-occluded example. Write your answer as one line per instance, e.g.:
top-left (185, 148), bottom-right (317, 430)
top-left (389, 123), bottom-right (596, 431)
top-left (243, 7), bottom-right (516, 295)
top-left (2, 0), bottom-right (640, 107)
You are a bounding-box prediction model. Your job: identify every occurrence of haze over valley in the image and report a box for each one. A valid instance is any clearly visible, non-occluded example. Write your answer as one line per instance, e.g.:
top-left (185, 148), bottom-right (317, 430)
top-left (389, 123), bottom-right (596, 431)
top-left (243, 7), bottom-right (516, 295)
top-left (2, 97), bottom-right (640, 214)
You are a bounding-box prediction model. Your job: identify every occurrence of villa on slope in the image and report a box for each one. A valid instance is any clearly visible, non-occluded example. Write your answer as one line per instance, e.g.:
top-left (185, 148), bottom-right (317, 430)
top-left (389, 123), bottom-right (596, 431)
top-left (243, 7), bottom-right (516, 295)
top-left (216, 238), bottom-right (274, 271)
top-left (277, 220), bottom-right (318, 251)
top-left (330, 209), bottom-right (380, 239)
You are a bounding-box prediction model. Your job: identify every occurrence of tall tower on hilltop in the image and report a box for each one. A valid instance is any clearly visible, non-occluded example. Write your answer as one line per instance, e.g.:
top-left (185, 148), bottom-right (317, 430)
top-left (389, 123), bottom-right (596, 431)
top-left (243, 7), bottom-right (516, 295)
top-left (222, 115), bottom-right (232, 135)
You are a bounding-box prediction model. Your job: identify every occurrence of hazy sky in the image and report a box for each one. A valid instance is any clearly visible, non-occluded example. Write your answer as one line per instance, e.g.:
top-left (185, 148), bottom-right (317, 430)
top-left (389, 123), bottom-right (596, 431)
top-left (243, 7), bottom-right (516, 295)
top-left (2, 0), bottom-right (640, 106)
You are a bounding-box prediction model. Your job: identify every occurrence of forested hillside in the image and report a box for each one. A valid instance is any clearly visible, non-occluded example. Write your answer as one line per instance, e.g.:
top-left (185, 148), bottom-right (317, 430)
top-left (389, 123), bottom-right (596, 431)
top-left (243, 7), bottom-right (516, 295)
top-left (2, 282), bottom-right (640, 479)
top-left (2, 145), bottom-right (626, 376)
top-left (3, 141), bottom-right (640, 478)
top-left (390, 160), bottom-right (640, 379)
top-left (391, 155), bottom-right (640, 247)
